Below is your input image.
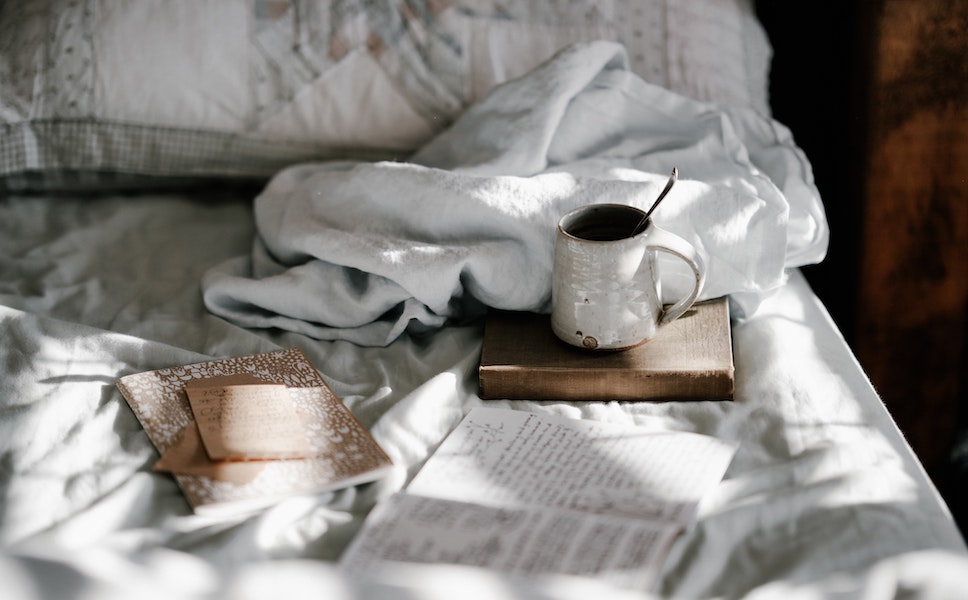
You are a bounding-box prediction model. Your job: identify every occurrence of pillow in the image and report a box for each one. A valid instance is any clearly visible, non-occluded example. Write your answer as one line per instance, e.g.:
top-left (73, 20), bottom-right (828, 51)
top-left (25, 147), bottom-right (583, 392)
top-left (0, 0), bottom-right (771, 191)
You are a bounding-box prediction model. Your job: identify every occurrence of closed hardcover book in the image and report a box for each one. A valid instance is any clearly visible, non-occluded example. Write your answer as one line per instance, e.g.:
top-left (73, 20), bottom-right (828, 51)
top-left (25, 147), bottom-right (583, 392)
top-left (479, 297), bottom-right (734, 401)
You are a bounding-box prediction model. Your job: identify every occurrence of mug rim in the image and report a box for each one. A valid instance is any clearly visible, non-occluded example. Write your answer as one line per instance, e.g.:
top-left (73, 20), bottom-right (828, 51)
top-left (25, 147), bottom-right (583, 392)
top-left (557, 203), bottom-right (650, 243)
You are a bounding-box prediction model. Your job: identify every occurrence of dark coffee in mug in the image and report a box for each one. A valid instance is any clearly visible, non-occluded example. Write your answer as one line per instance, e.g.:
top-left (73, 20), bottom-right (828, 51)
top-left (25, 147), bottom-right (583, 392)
top-left (559, 204), bottom-right (645, 242)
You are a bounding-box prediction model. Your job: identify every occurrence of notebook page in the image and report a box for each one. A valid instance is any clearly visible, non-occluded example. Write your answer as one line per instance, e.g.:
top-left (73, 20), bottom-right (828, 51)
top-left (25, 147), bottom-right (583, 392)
top-left (407, 407), bottom-right (737, 526)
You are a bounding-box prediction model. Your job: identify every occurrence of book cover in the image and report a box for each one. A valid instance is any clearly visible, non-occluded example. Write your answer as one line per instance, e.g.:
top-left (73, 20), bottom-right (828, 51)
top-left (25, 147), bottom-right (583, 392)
top-left (479, 296), bottom-right (734, 401)
top-left (339, 407), bottom-right (738, 591)
top-left (116, 347), bottom-right (393, 516)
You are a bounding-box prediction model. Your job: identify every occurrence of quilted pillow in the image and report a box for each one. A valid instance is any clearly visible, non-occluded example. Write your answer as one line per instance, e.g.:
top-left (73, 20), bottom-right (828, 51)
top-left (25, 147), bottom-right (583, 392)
top-left (0, 0), bottom-right (771, 191)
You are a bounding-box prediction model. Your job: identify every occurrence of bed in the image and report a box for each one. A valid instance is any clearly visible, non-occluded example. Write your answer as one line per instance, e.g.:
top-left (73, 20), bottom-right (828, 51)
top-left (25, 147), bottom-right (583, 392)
top-left (1, 2), bottom-right (966, 599)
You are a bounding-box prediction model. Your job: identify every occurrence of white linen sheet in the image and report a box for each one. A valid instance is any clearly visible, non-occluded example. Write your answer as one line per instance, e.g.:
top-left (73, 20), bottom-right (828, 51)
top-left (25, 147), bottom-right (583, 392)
top-left (0, 187), bottom-right (966, 599)
top-left (0, 40), bottom-right (965, 600)
top-left (202, 42), bottom-right (828, 347)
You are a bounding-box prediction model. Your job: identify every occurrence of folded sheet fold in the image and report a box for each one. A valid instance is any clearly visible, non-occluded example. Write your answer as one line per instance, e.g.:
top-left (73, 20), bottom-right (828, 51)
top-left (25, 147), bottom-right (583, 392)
top-left (203, 41), bottom-right (829, 346)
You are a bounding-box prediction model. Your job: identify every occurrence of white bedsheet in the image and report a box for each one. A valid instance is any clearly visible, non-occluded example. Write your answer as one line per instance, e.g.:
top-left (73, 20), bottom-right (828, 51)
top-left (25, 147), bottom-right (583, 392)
top-left (0, 188), bottom-right (966, 599)
top-left (0, 42), bottom-right (966, 600)
top-left (202, 42), bottom-right (827, 346)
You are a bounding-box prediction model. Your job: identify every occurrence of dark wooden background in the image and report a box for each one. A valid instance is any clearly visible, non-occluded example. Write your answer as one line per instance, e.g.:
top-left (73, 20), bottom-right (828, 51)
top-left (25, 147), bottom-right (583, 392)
top-left (756, 0), bottom-right (968, 532)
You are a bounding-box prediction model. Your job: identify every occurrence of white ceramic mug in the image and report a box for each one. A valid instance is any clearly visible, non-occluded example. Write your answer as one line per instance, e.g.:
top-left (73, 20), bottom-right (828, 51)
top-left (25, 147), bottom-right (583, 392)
top-left (551, 203), bottom-right (705, 350)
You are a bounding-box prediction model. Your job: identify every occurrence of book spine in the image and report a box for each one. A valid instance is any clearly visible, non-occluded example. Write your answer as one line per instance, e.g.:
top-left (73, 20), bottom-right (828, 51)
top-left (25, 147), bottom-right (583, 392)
top-left (479, 368), bottom-right (733, 401)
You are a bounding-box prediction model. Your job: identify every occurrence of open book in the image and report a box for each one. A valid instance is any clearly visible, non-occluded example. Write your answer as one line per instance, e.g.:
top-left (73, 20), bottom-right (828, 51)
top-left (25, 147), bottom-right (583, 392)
top-left (339, 407), bottom-right (737, 591)
top-left (116, 347), bottom-right (393, 516)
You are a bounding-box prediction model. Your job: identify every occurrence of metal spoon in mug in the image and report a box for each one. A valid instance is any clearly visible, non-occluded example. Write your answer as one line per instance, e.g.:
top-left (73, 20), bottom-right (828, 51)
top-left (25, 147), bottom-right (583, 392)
top-left (632, 167), bottom-right (678, 235)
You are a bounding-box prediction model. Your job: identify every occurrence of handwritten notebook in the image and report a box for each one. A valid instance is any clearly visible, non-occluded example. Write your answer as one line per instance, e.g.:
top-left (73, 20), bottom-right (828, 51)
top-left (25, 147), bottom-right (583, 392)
top-left (340, 407), bottom-right (736, 591)
top-left (116, 347), bottom-right (393, 516)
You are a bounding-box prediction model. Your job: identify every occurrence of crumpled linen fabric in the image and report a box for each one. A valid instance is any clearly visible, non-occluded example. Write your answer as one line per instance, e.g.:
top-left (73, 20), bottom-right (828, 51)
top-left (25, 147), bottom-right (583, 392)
top-left (202, 41), bottom-right (828, 346)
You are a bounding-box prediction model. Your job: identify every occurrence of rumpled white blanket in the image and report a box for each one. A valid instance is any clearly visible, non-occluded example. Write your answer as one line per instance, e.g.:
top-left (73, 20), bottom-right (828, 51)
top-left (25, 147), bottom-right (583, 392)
top-left (203, 41), bottom-right (828, 346)
top-left (2, 184), bottom-right (966, 599)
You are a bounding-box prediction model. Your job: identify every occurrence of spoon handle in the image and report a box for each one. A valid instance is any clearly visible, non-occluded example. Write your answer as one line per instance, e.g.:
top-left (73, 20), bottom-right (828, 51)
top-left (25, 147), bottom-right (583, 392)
top-left (633, 167), bottom-right (678, 234)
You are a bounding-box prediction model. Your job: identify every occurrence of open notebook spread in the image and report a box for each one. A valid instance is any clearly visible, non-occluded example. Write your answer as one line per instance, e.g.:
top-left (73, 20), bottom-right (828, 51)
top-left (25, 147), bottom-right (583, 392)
top-left (340, 407), bottom-right (737, 591)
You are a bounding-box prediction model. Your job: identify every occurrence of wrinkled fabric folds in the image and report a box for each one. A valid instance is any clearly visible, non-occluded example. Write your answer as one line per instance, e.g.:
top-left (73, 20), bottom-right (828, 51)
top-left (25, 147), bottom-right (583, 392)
top-left (202, 41), bottom-right (828, 346)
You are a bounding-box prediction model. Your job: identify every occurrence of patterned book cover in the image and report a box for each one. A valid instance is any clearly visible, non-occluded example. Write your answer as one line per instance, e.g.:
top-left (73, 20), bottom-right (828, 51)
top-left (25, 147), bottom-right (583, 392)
top-left (116, 347), bottom-right (393, 515)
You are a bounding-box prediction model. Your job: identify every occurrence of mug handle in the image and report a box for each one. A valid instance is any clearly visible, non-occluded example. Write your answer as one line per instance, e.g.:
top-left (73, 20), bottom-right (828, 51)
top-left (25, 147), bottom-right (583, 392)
top-left (645, 224), bottom-right (706, 327)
